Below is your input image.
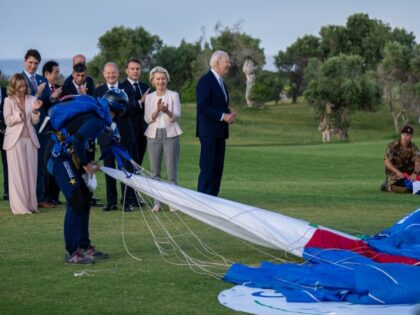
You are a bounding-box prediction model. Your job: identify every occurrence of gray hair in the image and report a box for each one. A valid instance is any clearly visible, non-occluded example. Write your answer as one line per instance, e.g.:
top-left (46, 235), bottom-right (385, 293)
top-left (149, 66), bottom-right (170, 82)
top-left (103, 62), bottom-right (119, 72)
top-left (210, 50), bottom-right (228, 67)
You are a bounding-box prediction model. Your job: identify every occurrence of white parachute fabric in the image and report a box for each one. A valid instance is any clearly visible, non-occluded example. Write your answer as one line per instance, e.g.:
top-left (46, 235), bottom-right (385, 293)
top-left (101, 167), bottom-right (355, 257)
top-left (218, 285), bottom-right (419, 315)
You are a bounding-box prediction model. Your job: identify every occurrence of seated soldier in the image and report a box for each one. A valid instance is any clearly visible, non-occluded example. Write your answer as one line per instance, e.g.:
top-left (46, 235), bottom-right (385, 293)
top-left (382, 125), bottom-right (420, 192)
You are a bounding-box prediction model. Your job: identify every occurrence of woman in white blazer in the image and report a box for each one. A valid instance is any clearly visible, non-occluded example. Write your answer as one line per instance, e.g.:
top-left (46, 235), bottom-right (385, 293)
top-left (144, 66), bottom-right (182, 212)
top-left (3, 73), bottom-right (42, 214)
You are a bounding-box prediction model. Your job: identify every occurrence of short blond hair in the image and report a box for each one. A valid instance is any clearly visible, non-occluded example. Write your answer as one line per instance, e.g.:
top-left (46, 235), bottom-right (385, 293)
top-left (149, 66), bottom-right (170, 83)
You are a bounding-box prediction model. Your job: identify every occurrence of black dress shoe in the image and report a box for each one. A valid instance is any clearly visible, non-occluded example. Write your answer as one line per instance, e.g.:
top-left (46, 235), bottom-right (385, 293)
top-left (91, 199), bottom-right (104, 207)
top-left (103, 204), bottom-right (118, 211)
top-left (51, 199), bottom-right (63, 205)
top-left (3, 193), bottom-right (9, 201)
top-left (123, 204), bottom-right (133, 212)
top-left (129, 200), bottom-right (146, 207)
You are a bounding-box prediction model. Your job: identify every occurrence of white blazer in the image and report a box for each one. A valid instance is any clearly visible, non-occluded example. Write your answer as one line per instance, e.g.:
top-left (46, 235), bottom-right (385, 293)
top-left (144, 90), bottom-right (183, 139)
top-left (3, 95), bottom-right (40, 150)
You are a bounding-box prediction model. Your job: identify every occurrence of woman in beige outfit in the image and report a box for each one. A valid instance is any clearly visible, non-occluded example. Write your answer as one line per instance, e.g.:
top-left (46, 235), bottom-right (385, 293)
top-left (3, 73), bottom-right (42, 214)
top-left (144, 67), bottom-right (182, 212)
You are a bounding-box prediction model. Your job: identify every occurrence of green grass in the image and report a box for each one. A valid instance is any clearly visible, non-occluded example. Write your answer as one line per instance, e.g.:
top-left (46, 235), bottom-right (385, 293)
top-left (1, 100), bottom-right (419, 314)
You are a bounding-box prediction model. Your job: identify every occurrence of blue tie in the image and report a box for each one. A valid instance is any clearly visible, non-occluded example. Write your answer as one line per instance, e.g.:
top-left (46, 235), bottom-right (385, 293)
top-left (219, 77), bottom-right (227, 102)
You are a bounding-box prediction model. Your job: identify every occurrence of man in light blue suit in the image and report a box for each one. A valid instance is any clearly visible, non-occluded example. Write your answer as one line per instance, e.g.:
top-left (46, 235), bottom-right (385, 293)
top-left (196, 51), bottom-right (237, 196)
top-left (22, 49), bottom-right (53, 208)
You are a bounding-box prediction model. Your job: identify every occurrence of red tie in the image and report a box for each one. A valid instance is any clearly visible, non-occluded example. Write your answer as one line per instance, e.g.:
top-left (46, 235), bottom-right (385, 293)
top-left (50, 85), bottom-right (55, 92)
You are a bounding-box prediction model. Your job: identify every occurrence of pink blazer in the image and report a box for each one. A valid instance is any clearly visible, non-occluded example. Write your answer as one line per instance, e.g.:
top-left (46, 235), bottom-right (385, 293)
top-left (144, 90), bottom-right (183, 139)
top-left (3, 95), bottom-right (40, 150)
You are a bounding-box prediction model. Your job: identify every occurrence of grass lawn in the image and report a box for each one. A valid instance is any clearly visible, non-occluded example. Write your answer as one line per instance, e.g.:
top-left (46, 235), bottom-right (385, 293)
top-left (0, 100), bottom-right (419, 314)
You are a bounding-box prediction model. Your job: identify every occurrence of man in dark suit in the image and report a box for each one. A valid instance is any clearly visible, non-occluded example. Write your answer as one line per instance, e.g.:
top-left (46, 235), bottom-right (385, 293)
top-left (22, 49), bottom-right (53, 208)
top-left (120, 58), bottom-right (149, 166)
top-left (196, 51), bottom-right (237, 196)
top-left (62, 54), bottom-right (95, 97)
top-left (0, 70), bottom-right (8, 200)
top-left (61, 63), bottom-right (94, 97)
top-left (94, 62), bottom-right (136, 212)
top-left (40, 61), bottom-right (62, 205)
top-left (22, 49), bottom-right (47, 97)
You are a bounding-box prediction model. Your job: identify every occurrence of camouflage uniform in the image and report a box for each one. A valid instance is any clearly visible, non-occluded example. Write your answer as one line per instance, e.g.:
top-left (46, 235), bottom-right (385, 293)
top-left (384, 139), bottom-right (420, 185)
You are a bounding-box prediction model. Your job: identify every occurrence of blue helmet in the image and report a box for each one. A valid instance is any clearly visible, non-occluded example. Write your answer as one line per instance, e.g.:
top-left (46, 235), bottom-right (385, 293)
top-left (102, 88), bottom-right (128, 117)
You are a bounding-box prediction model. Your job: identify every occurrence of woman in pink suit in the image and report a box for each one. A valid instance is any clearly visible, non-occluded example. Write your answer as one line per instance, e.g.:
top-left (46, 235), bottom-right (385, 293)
top-left (3, 73), bottom-right (42, 214)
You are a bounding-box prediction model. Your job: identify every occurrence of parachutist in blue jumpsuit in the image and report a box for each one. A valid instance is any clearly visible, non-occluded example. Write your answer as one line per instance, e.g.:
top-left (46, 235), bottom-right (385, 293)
top-left (47, 90), bottom-right (128, 264)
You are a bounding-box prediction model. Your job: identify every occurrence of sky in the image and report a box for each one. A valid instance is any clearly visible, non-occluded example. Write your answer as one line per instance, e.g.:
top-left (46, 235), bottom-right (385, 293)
top-left (1, 0), bottom-right (420, 60)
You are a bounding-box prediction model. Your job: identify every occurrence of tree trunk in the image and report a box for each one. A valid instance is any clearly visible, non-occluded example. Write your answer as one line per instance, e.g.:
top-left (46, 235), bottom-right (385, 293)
top-left (242, 58), bottom-right (256, 108)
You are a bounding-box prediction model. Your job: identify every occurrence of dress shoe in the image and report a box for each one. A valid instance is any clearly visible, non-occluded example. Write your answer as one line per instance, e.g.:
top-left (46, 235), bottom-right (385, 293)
top-left (129, 200), bottom-right (146, 207)
top-left (3, 193), bottom-right (8, 200)
top-left (103, 204), bottom-right (118, 211)
top-left (51, 199), bottom-right (63, 205)
top-left (38, 201), bottom-right (55, 208)
top-left (90, 199), bottom-right (104, 207)
top-left (123, 204), bottom-right (133, 212)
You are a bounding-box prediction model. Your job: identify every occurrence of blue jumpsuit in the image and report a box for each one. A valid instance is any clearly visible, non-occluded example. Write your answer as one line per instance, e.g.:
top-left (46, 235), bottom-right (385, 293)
top-left (48, 113), bottom-right (106, 255)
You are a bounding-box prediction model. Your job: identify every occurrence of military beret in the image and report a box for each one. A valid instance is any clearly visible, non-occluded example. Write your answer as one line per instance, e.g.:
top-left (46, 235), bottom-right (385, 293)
top-left (401, 125), bottom-right (414, 135)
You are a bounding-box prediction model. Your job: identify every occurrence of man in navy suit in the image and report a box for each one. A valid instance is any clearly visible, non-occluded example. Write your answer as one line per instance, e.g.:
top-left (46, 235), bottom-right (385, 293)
top-left (0, 70), bottom-right (8, 200)
top-left (196, 51), bottom-right (237, 196)
top-left (40, 61), bottom-right (62, 205)
top-left (22, 49), bottom-right (47, 97)
top-left (94, 62), bottom-right (136, 212)
top-left (62, 54), bottom-right (95, 97)
top-left (120, 58), bottom-right (149, 166)
top-left (61, 63), bottom-right (94, 97)
top-left (22, 49), bottom-right (53, 208)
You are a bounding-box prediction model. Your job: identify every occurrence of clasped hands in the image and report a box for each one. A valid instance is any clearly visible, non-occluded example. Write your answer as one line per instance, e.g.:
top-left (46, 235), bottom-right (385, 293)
top-left (223, 109), bottom-right (237, 124)
top-left (157, 98), bottom-right (169, 113)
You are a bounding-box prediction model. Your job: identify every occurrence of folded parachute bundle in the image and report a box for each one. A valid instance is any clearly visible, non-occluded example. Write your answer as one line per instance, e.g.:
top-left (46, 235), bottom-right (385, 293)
top-left (224, 209), bottom-right (420, 305)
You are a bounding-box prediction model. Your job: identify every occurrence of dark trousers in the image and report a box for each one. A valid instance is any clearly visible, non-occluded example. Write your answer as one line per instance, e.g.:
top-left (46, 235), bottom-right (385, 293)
top-left (1, 148), bottom-right (8, 196)
top-left (197, 137), bottom-right (226, 196)
top-left (100, 144), bottom-right (136, 205)
top-left (36, 134), bottom-right (49, 202)
top-left (49, 155), bottom-right (91, 255)
top-left (44, 170), bottom-right (60, 202)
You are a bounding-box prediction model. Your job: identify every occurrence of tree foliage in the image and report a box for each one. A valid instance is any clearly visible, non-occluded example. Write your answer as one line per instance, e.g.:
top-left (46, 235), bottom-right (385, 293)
top-left (305, 54), bottom-right (381, 140)
top-left (377, 42), bottom-right (420, 132)
top-left (88, 26), bottom-right (162, 82)
top-left (155, 40), bottom-right (202, 92)
top-left (274, 35), bottom-right (320, 103)
top-left (198, 24), bottom-right (266, 105)
top-left (250, 71), bottom-right (284, 106)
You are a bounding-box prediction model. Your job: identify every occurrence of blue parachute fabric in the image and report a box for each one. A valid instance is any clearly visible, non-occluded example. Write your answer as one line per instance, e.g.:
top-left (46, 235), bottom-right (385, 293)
top-left (224, 258), bottom-right (420, 304)
top-left (367, 209), bottom-right (420, 259)
top-left (48, 95), bottom-right (112, 130)
top-left (223, 209), bottom-right (420, 305)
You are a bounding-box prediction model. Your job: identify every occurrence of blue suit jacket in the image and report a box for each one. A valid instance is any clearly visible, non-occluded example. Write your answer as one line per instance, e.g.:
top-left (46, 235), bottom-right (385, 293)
top-left (38, 83), bottom-right (61, 128)
top-left (22, 72), bottom-right (47, 96)
top-left (196, 71), bottom-right (230, 139)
